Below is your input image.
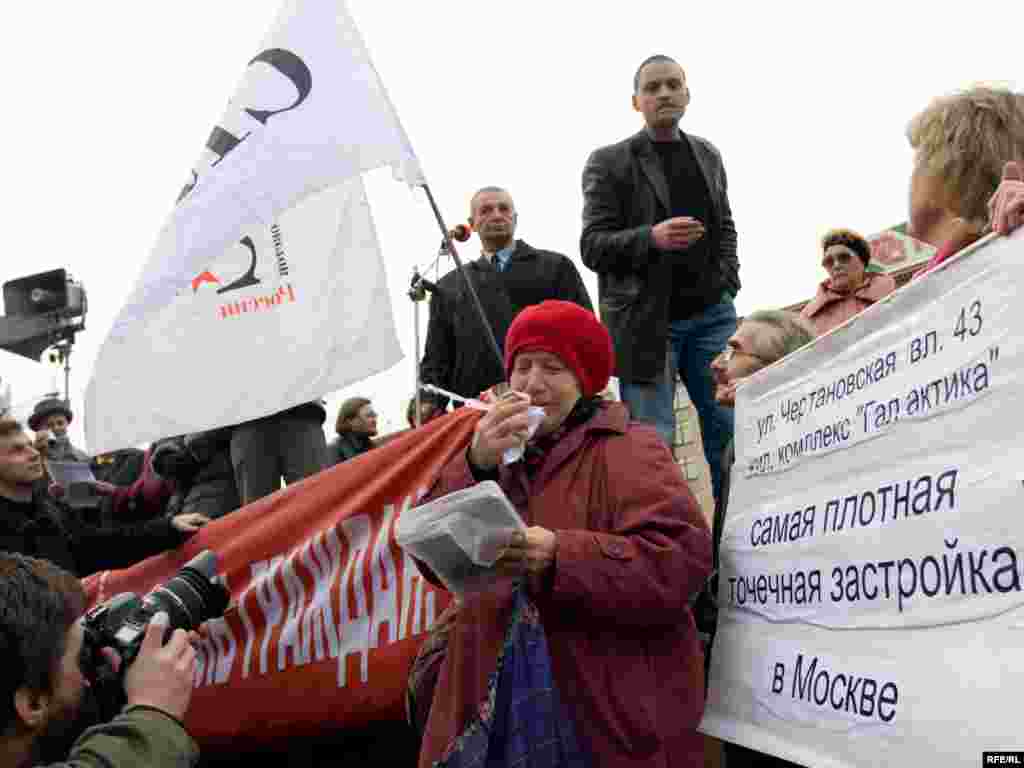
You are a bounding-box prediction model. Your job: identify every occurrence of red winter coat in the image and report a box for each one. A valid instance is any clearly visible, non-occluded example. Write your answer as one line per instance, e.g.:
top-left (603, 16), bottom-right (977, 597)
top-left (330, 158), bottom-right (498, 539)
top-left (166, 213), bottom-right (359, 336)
top-left (416, 402), bottom-right (712, 768)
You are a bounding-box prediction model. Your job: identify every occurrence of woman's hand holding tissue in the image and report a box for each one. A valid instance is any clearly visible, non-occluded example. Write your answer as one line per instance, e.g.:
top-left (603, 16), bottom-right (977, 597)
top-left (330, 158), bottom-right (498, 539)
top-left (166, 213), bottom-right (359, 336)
top-left (468, 393), bottom-right (534, 470)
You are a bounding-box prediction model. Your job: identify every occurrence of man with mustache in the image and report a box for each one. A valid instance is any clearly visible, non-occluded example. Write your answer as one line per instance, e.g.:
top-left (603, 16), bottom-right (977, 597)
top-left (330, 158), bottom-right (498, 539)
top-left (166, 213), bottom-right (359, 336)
top-left (800, 228), bottom-right (896, 337)
top-left (581, 54), bottom-right (739, 505)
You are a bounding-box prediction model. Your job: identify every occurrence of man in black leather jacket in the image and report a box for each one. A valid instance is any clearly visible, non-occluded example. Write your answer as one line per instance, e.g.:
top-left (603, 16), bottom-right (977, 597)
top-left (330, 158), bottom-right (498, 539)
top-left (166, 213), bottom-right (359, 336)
top-left (581, 54), bottom-right (739, 503)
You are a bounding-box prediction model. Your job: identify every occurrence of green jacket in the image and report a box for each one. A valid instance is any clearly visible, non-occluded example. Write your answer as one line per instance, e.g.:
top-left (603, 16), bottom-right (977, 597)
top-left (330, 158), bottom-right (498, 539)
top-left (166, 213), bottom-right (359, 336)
top-left (39, 706), bottom-right (198, 768)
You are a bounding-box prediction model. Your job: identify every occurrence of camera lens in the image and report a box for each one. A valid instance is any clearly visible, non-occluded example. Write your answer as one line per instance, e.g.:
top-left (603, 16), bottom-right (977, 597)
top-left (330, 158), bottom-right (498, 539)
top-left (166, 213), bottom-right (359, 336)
top-left (144, 551), bottom-right (229, 632)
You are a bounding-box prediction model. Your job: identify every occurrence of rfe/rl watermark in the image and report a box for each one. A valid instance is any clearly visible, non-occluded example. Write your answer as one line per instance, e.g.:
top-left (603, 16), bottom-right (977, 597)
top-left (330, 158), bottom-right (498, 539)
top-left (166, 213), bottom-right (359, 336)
top-left (983, 752), bottom-right (1024, 765)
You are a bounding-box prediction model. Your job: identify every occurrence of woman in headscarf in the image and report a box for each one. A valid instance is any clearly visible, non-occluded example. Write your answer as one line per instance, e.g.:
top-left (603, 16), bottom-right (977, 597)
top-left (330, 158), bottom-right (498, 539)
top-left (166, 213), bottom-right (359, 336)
top-left (413, 300), bottom-right (712, 768)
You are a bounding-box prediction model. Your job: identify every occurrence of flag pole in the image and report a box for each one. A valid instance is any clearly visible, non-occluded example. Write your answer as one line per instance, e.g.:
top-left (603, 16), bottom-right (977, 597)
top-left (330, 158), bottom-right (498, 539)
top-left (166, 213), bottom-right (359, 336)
top-left (413, 292), bottom-right (421, 427)
top-left (419, 184), bottom-right (505, 372)
top-left (408, 267), bottom-right (426, 427)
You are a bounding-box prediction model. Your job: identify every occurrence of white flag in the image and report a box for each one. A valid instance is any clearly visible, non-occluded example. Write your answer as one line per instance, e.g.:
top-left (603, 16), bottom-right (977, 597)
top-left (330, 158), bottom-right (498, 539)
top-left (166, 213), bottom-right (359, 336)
top-left (86, 0), bottom-right (424, 453)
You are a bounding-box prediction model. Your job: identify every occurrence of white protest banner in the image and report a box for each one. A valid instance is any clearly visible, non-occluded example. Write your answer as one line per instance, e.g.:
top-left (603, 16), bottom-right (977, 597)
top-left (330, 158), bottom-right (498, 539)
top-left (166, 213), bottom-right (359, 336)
top-left (86, 0), bottom-right (424, 453)
top-left (702, 230), bottom-right (1024, 767)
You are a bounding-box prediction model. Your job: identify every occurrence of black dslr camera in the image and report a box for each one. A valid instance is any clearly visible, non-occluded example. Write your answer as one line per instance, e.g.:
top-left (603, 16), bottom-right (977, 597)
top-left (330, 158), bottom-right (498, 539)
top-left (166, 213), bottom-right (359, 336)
top-left (79, 550), bottom-right (230, 716)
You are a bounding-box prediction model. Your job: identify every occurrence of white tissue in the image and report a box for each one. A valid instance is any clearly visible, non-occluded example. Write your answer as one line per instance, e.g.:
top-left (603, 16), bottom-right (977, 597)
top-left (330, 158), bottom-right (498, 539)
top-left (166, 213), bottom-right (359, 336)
top-left (502, 406), bottom-right (546, 465)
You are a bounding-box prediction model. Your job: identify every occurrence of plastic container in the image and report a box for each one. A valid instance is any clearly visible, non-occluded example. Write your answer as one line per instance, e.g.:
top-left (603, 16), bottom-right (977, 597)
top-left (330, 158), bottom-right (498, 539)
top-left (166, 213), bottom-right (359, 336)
top-left (396, 481), bottom-right (526, 595)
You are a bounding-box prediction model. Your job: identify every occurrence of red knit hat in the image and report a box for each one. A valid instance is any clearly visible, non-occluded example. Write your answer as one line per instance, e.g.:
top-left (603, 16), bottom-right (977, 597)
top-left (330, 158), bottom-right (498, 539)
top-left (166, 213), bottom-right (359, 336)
top-left (504, 301), bottom-right (615, 397)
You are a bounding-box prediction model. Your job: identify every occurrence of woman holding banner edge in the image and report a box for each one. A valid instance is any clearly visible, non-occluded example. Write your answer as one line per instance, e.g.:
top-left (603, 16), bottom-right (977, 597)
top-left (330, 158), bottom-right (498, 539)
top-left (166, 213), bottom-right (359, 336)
top-left (410, 300), bottom-right (712, 768)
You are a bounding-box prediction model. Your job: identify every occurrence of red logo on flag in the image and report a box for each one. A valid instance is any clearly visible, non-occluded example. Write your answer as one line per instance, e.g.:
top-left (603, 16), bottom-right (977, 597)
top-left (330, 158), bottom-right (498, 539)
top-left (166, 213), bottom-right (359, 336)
top-left (191, 271), bottom-right (221, 292)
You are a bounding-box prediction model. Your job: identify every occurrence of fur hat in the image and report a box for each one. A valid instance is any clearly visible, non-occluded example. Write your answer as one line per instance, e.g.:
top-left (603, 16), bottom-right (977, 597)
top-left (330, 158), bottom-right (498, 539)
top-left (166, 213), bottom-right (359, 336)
top-left (504, 301), bottom-right (614, 397)
top-left (28, 397), bottom-right (73, 432)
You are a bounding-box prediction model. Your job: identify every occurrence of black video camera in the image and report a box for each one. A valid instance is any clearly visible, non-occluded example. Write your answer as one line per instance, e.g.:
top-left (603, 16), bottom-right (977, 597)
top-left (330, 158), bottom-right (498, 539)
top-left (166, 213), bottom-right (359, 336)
top-left (79, 550), bottom-right (230, 716)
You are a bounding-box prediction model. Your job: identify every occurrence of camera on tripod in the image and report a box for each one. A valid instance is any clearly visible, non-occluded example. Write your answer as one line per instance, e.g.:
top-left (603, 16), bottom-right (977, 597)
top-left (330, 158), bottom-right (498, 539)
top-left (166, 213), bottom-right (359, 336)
top-left (79, 550), bottom-right (230, 713)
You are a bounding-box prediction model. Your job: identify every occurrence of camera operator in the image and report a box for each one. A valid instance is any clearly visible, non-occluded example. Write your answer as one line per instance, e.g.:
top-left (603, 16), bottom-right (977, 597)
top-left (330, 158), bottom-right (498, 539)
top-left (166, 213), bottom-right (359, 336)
top-left (0, 419), bottom-right (207, 577)
top-left (0, 553), bottom-right (199, 768)
top-left (28, 399), bottom-right (89, 465)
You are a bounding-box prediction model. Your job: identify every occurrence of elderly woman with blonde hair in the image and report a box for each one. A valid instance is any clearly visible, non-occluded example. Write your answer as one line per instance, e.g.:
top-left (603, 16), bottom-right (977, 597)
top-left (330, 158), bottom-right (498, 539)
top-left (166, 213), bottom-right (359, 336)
top-left (907, 85), bottom-right (1024, 272)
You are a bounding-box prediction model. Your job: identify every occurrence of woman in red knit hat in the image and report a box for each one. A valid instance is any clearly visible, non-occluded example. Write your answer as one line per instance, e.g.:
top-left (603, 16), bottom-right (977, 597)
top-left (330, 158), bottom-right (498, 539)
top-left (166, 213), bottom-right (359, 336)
top-left (413, 300), bottom-right (712, 768)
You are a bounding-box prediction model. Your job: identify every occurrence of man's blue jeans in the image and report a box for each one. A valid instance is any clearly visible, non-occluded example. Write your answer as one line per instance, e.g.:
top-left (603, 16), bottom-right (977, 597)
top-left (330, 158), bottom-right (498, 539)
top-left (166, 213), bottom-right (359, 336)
top-left (620, 300), bottom-right (737, 502)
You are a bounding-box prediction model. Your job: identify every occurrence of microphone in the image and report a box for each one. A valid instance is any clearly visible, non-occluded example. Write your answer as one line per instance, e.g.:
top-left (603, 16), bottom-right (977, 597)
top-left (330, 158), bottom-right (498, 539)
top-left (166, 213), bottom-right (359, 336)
top-left (448, 224), bottom-right (472, 242)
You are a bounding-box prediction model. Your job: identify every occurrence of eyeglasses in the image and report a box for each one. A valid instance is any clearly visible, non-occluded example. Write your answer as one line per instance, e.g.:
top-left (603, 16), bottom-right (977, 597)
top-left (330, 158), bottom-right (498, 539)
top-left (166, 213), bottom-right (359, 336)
top-left (822, 251), bottom-right (854, 270)
top-left (717, 345), bottom-right (769, 365)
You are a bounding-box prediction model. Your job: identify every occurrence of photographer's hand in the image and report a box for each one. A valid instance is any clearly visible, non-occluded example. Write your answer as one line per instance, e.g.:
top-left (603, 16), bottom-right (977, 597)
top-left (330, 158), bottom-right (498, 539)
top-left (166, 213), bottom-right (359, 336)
top-left (123, 612), bottom-right (196, 721)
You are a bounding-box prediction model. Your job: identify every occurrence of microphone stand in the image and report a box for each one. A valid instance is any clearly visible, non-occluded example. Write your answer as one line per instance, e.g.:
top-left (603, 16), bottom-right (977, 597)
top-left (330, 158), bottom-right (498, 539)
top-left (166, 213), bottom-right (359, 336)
top-left (408, 264), bottom-right (437, 428)
top-left (50, 338), bottom-right (75, 406)
top-left (419, 184), bottom-right (504, 371)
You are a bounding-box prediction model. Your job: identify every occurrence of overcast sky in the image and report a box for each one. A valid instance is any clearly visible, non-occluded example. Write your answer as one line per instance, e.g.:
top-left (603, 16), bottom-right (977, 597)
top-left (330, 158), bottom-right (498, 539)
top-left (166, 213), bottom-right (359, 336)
top-left (1, 1), bottom-right (1020, 446)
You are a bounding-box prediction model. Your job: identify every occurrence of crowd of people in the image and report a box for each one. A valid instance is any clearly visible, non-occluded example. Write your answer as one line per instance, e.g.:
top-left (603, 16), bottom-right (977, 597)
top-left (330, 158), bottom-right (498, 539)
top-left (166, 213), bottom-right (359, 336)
top-left (4, 389), bottom-right (391, 540)
top-left (1, 52), bottom-right (1023, 768)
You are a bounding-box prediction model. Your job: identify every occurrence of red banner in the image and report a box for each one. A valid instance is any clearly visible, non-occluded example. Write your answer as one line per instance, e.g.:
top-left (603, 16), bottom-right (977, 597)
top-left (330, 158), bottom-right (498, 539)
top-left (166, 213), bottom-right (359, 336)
top-left (83, 409), bottom-right (479, 747)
